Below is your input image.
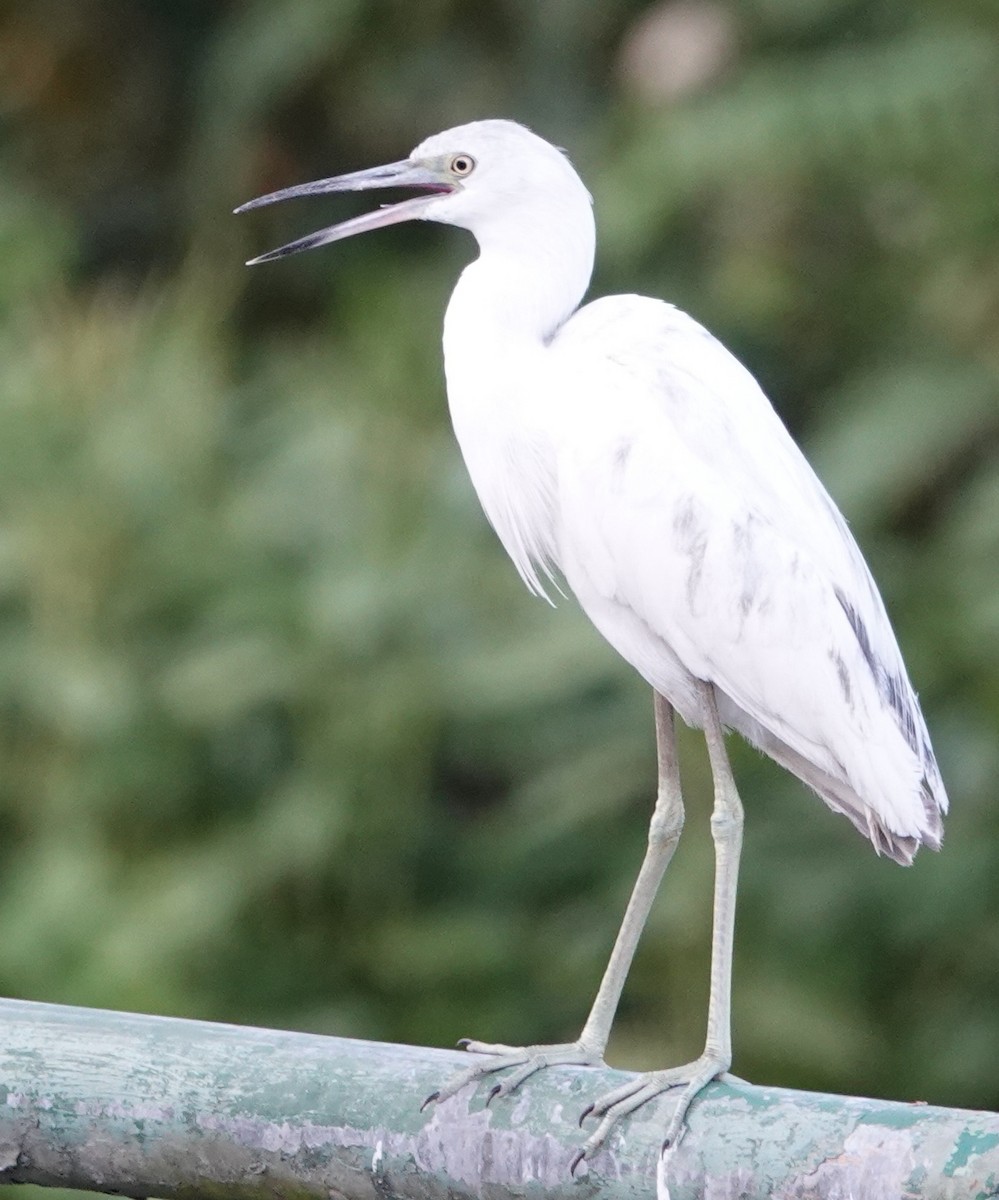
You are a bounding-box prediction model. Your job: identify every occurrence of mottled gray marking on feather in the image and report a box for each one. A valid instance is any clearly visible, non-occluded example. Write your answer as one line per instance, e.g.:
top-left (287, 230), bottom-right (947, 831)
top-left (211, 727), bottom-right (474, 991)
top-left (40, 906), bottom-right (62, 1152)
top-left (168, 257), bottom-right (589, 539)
top-left (835, 587), bottom-right (920, 756)
top-left (673, 497), bottom-right (708, 608)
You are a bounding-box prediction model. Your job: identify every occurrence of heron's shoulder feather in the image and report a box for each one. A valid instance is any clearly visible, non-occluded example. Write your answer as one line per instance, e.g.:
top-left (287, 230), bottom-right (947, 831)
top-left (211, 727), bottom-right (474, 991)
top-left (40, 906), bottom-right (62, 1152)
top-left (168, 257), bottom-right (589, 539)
top-left (555, 294), bottom-right (875, 595)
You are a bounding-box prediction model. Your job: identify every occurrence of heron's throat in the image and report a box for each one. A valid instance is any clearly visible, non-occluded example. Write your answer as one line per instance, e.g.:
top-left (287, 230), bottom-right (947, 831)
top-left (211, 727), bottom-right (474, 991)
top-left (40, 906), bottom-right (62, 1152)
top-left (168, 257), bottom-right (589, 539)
top-left (449, 204), bottom-right (596, 346)
top-left (442, 240), bottom-right (592, 404)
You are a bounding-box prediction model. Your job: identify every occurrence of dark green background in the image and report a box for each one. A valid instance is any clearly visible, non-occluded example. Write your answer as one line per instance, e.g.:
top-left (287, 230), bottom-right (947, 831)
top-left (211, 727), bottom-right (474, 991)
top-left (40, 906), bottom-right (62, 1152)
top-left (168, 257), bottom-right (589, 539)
top-left (1, 1), bottom-right (997, 1191)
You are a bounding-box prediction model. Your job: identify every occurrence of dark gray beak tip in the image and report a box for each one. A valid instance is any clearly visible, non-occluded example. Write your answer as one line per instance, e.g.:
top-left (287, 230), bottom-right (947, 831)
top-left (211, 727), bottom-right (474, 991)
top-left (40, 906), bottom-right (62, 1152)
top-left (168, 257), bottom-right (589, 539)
top-left (244, 248), bottom-right (286, 267)
top-left (234, 197), bottom-right (269, 216)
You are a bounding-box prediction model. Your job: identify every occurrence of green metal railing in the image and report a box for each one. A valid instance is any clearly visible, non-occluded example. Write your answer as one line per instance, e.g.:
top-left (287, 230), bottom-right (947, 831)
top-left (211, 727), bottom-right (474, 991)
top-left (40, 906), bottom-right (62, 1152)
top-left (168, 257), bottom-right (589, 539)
top-left (0, 998), bottom-right (996, 1198)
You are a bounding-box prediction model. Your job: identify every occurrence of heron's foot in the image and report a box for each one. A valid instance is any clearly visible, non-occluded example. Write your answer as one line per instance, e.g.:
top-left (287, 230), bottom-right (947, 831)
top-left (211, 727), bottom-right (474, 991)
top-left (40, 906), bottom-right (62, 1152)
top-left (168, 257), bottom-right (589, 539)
top-left (422, 1038), bottom-right (605, 1109)
top-left (571, 1051), bottom-right (730, 1171)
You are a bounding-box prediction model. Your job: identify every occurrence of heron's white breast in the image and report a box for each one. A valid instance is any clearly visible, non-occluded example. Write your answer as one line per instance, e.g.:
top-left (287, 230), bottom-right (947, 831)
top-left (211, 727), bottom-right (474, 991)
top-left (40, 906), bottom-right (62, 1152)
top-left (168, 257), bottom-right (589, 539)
top-left (443, 319), bottom-right (562, 599)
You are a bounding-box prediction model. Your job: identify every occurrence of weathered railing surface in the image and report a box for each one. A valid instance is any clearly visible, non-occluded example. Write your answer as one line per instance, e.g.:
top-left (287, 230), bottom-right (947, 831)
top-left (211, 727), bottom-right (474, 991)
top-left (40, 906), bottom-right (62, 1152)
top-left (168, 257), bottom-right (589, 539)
top-left (0, 998), bottom-right (996, 1199)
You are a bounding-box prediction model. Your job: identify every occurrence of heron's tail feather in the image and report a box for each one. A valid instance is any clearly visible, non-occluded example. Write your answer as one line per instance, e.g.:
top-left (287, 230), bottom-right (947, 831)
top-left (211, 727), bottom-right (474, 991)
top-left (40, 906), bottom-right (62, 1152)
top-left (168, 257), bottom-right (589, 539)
top-left (744, 725), bottom-right (944, 867)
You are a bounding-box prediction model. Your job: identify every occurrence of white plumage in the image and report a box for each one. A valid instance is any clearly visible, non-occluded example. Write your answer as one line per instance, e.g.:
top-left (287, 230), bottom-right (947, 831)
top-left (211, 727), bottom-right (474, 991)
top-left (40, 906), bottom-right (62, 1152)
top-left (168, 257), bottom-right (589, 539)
top-left (433, 122), bottom-right (945, 862)
top-left (239, 118), bottom-right (947, 1164)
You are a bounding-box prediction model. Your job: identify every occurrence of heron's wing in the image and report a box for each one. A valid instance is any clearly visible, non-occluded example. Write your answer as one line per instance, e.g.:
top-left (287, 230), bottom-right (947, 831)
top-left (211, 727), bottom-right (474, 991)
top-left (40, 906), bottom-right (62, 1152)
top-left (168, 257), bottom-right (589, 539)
top-left (551, 296), bottom-right (946, 854)
top-left (554, 296), bottom-right (857, 577)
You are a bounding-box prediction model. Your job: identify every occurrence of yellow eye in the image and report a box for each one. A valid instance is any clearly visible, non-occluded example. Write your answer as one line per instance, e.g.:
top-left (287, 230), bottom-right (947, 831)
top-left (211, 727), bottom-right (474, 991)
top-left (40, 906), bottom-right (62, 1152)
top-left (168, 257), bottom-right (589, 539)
top-left (449, 154), bottom-right (476, 177)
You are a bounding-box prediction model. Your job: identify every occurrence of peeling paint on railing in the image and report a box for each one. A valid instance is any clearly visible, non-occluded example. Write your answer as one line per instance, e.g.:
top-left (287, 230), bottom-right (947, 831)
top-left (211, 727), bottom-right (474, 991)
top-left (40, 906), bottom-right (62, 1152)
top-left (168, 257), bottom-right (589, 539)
top-left (1, 998), bottom-right (996, 1199)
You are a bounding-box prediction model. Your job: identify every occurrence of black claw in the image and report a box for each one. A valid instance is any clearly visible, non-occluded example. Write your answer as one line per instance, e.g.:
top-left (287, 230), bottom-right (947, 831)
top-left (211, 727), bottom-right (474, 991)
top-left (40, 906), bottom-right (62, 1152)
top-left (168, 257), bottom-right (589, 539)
top-left (578, 1102), bottom-right (595, 1128)
top-left (456, 1038), bottom-right (472, 1049)
top-left (569, 1149), bottom-right (586, 1176)
top-left (660, 1136), bottom-right (672, 1153)
top-left (420, 1091), bottom-right (440, 1112)
top-left (485, 1083), bottom-right (502, 1106)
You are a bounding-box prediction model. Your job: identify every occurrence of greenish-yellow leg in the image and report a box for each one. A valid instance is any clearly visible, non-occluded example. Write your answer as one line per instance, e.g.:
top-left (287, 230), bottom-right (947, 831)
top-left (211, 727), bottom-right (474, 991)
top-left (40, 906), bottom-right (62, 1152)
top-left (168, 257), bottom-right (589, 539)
top-left (423, 692), bottom-right (685, 1110)
top-left (573, 680), bottom-right (744, 1166)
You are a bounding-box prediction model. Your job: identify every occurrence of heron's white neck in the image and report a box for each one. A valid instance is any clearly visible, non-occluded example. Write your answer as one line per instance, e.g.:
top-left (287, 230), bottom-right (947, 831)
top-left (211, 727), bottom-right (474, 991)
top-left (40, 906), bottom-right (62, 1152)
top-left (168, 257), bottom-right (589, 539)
top-left (445, 207), bottom-right (595, 349)
top-left (442, 206), bottom-right (595, 427)
top-left (440, 211), bottom-right (594, 597)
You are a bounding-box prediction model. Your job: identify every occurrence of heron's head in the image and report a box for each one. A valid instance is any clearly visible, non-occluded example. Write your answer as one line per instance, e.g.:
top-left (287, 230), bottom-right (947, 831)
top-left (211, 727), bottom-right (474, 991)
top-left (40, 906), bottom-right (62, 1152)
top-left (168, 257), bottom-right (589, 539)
top-left (236, 119), bottom-right (594, 264)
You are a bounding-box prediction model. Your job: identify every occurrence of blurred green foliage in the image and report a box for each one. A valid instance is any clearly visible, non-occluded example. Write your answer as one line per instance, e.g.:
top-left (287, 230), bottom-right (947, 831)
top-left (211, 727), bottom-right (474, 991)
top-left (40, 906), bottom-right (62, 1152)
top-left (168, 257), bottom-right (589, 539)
top-left (1, 1), bottom-right (998, 1183)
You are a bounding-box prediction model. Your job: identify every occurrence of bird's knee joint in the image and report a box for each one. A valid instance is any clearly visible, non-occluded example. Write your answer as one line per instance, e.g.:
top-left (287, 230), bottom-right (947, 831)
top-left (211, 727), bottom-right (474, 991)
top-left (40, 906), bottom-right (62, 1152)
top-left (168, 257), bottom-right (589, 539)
top-left (709, 809), bottom-right (743, 841)
top-left (649, 805), bottom-right (684, 847)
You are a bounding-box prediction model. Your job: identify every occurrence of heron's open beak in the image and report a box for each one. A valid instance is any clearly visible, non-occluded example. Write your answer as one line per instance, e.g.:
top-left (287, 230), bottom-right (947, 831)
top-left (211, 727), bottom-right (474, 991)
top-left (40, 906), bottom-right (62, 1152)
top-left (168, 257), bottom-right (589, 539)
top-left (235, 159), bottom-right (454, 265)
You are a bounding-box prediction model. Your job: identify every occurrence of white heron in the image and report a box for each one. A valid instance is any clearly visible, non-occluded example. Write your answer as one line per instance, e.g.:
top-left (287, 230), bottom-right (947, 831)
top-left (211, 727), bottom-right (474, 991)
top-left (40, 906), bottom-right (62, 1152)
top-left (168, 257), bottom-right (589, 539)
top-left (237, 120), bottom-right (948, 1166)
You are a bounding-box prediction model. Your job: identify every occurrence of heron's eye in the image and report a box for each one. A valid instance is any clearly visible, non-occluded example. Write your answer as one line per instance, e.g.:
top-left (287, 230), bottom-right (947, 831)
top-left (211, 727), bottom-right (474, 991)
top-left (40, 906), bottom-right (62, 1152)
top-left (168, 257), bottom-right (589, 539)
top-left (449, 154), bottom-right (476, 177)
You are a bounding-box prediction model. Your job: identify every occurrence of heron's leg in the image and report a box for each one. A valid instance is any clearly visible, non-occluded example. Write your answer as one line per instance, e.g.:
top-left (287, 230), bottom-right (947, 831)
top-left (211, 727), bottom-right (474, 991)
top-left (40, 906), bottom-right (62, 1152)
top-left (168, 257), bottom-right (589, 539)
top-left (573, 681), bottom-right (744, 1167)
top-left (423, 692), bottom-right (685, 1107)
top-left (576, 691), bottom-right (685, 1053)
